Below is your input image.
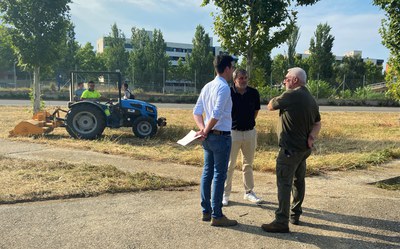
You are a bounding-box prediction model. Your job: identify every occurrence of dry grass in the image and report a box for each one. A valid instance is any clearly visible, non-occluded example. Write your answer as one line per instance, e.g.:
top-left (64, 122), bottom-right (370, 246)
top-left (1, 106), bottom-right (399, 176)
top-left (373, 176), bottom-right (400, 190)
top-left (0, 156), bottom-right (194, 204)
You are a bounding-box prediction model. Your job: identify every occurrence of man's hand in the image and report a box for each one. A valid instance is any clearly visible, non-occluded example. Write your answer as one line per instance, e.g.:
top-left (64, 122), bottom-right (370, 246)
top-left (308, 121), bottom-right (321, 148)
top-left (307, 134), bottom-right (315, 148)
top-left (195, 129), bottom-right (207, 141)
top-left (267, 99), bottom-right (275, 111)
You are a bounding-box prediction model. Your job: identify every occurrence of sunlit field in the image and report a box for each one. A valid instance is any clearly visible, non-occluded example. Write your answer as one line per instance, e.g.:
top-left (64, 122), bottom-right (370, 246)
top-left (1, 106), bottom-right (399, 176)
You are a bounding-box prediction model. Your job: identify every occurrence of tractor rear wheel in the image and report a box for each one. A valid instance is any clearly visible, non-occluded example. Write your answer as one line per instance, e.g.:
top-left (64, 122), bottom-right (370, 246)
top-left (132, 116), bottom-right (157, 138)
top-left (66, 104), bottom-right (106, 139)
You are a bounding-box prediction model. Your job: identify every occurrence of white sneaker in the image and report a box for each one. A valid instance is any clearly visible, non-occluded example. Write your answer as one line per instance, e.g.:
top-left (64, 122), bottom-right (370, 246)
top-left (244, 191), bottom-right (262, 204)
top-left (222, 195), bottom-right (229, 206)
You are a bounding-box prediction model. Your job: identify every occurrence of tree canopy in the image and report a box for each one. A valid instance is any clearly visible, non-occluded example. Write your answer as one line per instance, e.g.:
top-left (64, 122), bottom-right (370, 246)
top-left (0, 25), bottom-right (15, 71)
top-left (287, 24), bottom-right (300, 68)
top-left (103, 23), bottom-right (129, 74)
top-left (75, 42), bottom-right (103, 71)
top-left (0, 0), bottom-right (72, 112)
top-left (187, 25), bottom-right (214, 90)
top-left (308, 23), bottom-right (335, 82)
top-left (334, 54), bottom-right (365, 91)
top-left (201, 0), bottom-right (320, 80)
top-left (129, 27), bottom-right (168, 90)
top-left (0, 0), bottom-right (71, 68)
top-left (373, 0), bottom-right (400, 101)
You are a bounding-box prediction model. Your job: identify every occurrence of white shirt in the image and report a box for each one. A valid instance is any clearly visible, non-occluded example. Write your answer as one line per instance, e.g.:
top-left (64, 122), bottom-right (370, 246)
top-left (193, 76), bottom-right (232, 131)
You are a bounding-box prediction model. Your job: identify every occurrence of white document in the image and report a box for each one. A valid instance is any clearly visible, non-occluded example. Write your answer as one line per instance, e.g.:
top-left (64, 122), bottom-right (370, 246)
top-left (177, 130), bottom-right (202, 146)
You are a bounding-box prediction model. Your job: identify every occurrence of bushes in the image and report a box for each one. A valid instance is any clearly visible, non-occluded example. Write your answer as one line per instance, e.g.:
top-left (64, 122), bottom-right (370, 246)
top-left (257, 85), bottom-right (283, 102)
top-left (307, 80), bottom-right (335, 99)
top-left (338, 89), bottom-right (352, 99)
top-left (353, 86), bottom-right (386, 100)
top-left (306, 81), bottom-right (387, 101)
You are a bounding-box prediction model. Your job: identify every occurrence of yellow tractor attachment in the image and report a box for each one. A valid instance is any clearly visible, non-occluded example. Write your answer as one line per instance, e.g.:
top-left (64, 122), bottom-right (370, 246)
top-left (9, 108), bottom-right (67, 137)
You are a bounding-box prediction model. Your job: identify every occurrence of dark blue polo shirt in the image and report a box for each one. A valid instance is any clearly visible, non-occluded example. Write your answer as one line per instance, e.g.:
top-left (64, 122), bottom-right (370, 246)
top-left (231, 85), bottom-right (261, 131)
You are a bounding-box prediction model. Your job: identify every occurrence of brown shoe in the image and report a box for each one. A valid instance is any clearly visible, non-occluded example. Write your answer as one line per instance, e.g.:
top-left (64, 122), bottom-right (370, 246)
top-left (261, 222), bottom-right (289, 233)
top-left (211, 215), bottom-right (238, 227)
top-left (202, 213), bottom-right (211, 222)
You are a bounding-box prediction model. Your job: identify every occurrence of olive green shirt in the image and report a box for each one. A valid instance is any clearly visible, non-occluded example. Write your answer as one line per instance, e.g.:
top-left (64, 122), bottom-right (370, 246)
top-left (271, 86), bottom-right (321, 151)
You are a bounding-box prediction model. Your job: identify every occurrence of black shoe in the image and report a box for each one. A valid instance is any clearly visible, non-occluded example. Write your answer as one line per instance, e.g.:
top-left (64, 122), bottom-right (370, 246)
top-left (202, 213), bottom-right (211, 222)
top-left (290, 217), bottom-right (300, 225)
top-left (261, 222), bottom-right (289, 233)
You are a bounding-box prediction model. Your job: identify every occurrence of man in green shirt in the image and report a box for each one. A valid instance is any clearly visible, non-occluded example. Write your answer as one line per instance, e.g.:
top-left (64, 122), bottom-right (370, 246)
top-left (262, 67), bottom-right (321, 233)
top-left (81, 80), bottom-right (101, 101)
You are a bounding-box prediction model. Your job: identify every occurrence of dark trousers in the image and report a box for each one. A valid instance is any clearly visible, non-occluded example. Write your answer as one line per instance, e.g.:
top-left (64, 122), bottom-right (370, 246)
top-left (274, 148), bottom-right (311, 225)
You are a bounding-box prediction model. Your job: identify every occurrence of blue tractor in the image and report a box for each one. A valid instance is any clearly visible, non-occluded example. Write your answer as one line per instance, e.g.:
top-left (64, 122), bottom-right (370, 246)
top-left (65, 71), bottom-right (166, 139)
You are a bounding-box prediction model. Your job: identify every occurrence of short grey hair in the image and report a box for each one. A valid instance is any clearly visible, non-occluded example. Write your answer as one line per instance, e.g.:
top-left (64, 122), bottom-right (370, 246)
top-left (287, 67), bottom-right (307, 85)
top-left (233, 68), bottom-right (247, 80)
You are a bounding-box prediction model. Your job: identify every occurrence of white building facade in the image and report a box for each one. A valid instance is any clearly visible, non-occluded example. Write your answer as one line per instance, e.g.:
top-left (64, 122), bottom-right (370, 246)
top-left (298, 50), bottom-right (384, 66)
top-left (96, 32), bottom-right (225, 66)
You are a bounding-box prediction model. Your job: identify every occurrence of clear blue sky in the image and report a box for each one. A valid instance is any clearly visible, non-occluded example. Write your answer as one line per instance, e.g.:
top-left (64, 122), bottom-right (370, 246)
top-left (70, 0), bottom-right (389, 62)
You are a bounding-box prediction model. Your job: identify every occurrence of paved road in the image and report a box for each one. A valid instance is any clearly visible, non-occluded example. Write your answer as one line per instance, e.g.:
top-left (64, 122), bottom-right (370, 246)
top-left (0, 139), bottom-right (399, 249)
top-left (0, 99), bottom-right (399, 112)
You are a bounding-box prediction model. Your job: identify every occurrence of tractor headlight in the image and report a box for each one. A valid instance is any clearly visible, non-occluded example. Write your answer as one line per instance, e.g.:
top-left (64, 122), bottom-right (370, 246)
top-left (145, 106), bottom-right (155, 113)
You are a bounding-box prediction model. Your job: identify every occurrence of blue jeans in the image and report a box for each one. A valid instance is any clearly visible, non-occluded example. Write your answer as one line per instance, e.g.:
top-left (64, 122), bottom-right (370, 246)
top-left (201, 133), bottom-right (232, 218)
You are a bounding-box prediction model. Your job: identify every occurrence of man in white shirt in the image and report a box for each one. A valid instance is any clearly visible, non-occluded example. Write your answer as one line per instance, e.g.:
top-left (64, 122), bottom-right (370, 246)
top-left (193, 55), bottom-right (237, 227)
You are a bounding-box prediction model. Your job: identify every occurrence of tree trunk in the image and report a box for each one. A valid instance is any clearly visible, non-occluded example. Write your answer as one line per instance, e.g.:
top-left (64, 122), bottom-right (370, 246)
top-left (247, 5), bottom-right (257, 82)
top-left (33, 66), bottom-right (41, 113)
top-left (247, 48), bottom-right (253, 81)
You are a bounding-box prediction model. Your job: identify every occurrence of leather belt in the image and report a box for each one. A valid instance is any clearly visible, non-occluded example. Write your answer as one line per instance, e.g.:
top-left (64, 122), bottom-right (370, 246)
top-left (210, 130), bottom-right (231, 135)
top-left (233, 128), bottom-right (253, 131)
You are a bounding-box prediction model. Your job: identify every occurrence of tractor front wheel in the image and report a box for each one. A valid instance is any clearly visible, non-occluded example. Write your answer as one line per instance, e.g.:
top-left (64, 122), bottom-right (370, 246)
top-left (132, 116), bottom-right (157, 138)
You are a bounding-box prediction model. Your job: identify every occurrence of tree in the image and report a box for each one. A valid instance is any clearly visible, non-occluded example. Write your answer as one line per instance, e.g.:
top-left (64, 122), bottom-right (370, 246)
top-left (76, 42), bottom-right (103, 71)
top-left (0, 0), bottom-right (72, 112)
top-left (148, 29), bottom-right (169, 89)
top-left (253, 50), bottom-right (274, 87)
top-left (384, 56), bottom-right (400, 100)
top-left (102, 23), bottom-right (129, 74)
top-left (168, 58), bottom-right (190, 82)
top-left (294, 54), bottom-right (310, 73)
top-left (187, 25), bottom-right (214, 90)
top-left (51, 22), bottom-right (79, 86)
top-left (308, 23), bottom-right (335, 82)
top-left (271, 54), bottom-right (288, 85)
top-left (129, 27), bottom-right (151, 87)
top-left (129, 27), bottom-right (169, 91)
top-left (0, 26), bottom-right (16, 71)
top-left (287, 24), bottom-right (300, 68)
top-left (334, 54), bottom-right (365, 91)
top-left (201, 0), bottom-right (320, 80)
top-left (364, 60), bottom-right (384, 85)
top-left (373, 0), bottom-right (400, 101)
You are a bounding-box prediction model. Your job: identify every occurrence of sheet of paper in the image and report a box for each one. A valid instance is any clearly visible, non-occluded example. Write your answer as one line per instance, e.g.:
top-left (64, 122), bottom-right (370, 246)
top-left (177, 130), bottom-right (201, 146)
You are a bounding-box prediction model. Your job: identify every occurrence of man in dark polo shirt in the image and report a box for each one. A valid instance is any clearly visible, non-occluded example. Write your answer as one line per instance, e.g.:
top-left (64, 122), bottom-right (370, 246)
top-left (223, 68), bottom-right (262, 206)
top-left (262, 67), bottom-right (321, 233)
